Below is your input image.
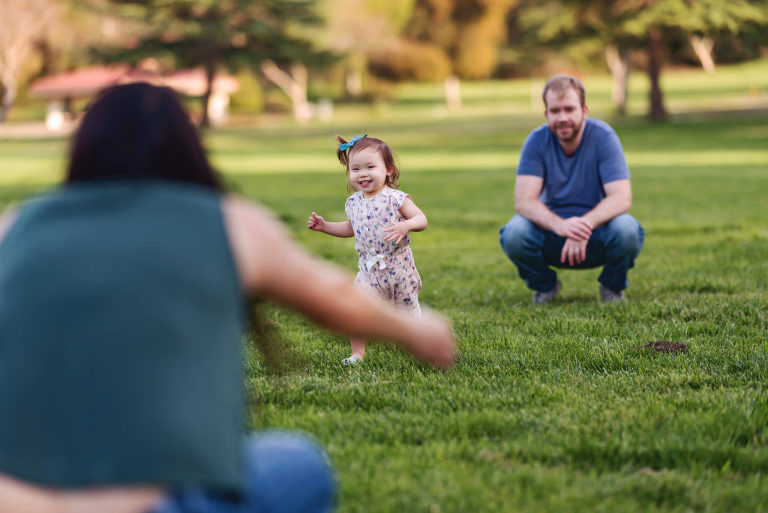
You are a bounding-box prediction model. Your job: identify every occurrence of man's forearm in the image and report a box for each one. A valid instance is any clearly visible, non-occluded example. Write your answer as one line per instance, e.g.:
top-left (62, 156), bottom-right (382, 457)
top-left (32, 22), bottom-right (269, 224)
top-left (516, 198), bottom-right (562, 233)
top-left (582, 194), bottom-right (631, 228)
top-left (517, 198), bottom-right (593, 241)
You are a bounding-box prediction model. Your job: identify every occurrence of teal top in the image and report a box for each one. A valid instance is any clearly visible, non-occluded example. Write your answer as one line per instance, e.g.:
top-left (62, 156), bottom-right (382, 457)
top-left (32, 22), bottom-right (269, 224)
top-left (0, 181), bottom-right (247, 492)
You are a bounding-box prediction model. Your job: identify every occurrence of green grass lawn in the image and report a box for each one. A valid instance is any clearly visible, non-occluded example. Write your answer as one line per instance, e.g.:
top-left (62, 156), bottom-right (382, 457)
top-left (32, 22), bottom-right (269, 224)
top-left (1, 62), bottom-right (767, 512)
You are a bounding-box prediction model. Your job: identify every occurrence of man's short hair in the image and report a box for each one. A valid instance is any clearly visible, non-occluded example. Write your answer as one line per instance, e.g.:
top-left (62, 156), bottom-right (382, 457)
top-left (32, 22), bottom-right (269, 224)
top-left (542, 75), bottom-right (586, 108)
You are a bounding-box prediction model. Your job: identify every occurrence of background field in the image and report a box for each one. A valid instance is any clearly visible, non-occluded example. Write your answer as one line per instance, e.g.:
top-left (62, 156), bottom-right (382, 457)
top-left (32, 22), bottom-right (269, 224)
top-left (1, 62), bottom-right (767, 512)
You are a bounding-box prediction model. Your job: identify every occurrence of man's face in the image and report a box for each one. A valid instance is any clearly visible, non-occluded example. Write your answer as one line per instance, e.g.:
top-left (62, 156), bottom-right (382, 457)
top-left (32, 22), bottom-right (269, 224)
top-left (544, 88), bottom-right (587, 144)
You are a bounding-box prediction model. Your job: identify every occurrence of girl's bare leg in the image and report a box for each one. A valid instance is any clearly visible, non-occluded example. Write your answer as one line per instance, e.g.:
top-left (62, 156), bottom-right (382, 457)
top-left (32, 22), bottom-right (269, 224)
top-left (350, 338), bottom-right (366, 359)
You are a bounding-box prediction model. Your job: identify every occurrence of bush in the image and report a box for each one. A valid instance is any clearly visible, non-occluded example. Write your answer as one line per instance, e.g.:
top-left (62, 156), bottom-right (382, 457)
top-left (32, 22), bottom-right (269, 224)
top-left (454, 19), bottom-right (500, 80)
top-left (262, 88), bottom-right (292, 114)
top-left (230, 70), bottom-right (264, 114)
top-left (368, 40), bottom-right (451, 82)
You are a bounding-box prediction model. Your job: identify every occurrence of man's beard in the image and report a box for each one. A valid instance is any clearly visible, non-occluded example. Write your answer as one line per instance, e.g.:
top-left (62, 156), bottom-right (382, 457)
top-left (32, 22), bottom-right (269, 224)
top-left (552, 117), bottom-right (584, 143)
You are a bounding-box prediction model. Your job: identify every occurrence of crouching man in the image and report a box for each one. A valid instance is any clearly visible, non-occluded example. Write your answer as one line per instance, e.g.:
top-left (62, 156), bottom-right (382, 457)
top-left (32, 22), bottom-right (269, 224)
top-left (500, 75), bottom-right (644, 304)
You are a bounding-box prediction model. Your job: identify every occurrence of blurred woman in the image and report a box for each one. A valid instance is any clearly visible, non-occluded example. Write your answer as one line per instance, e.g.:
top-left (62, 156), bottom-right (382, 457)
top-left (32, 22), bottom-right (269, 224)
top-left (0, 83), bottom-right (456, 513)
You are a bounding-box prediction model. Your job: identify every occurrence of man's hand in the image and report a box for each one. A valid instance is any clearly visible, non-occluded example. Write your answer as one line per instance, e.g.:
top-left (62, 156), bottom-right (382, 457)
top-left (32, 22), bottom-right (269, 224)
top-left (556, 217), bottom-right (593, 241)
top-left (561, 237), bottom-right (588, 266)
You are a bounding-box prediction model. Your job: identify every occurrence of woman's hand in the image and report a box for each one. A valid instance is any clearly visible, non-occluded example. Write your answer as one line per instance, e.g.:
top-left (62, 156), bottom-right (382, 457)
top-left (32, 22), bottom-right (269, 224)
top-left (226, 198), bottom-right (456, 370)
top-left (402, 311), bottom-right (457, 369)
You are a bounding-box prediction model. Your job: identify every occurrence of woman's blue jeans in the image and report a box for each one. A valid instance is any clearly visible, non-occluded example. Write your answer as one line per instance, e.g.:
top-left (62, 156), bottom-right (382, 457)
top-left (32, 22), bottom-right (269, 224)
top-left (499, 214), bottom-right (644, 293)
top-left (151, 431), bottom-right (336, 513)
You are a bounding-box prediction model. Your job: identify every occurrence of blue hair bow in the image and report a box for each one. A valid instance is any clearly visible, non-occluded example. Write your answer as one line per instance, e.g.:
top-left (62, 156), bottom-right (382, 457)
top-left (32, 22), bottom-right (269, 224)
top-left (339, 134), bottom-right (367, 151)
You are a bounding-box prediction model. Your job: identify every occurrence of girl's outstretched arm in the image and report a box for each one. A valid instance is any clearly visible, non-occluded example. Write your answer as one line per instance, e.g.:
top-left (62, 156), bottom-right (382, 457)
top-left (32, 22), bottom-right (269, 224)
top-left (307, 212), bottom-right (354, 238)
top-left (227, 198), bottom-right (455, 368)
top-left (382, 197), bottom-right (427, 243)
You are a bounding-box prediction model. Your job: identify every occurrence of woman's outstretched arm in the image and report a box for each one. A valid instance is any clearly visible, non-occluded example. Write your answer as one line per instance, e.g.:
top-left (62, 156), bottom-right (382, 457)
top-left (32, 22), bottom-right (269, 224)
top-left (224, 197), bottom-right (456, 368)
top-left (0, 474), bottom-right (164, 513)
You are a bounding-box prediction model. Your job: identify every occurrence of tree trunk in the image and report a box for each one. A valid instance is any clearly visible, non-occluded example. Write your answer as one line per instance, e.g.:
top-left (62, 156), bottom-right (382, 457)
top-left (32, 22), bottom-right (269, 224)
top-left (444, 75), bottom-right (461, 110)
top-left (605, 45), bottom-right (630, 115)
top-left (261, 60), bottom-right (312, 123)
top-left (689, 35), bottom-right (715, 73)
top-left (35, 37), bottom-right (55, 77)
top-left (344, 53), bottom-right (365, 99)
top-left (200, 61), bottom-right (216, 128)
top-left (646, 27), bottom-right (667, 122)
top-left (0, 0), bottom-right (57, 123)
top-left (345, 68), bottom-right (362, 98)
top-left (0, 73), bottom-right (17, 122)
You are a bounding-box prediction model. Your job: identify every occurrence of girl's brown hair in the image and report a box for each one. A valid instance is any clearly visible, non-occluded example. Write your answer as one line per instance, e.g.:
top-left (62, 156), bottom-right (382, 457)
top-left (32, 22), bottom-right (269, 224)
top-left (336, 135), bottom-right (400, 190)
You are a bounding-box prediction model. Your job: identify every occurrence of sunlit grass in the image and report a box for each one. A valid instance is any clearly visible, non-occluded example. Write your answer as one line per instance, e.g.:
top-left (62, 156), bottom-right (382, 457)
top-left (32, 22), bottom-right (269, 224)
top-left (1, 59), bottom-right (767, 513)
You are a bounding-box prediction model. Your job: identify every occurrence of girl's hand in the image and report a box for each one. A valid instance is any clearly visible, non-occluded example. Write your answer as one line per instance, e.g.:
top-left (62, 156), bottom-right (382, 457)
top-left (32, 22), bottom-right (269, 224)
top-left (382, 221), bottom-right (411, 243)
top-left (307, 212), bottom-right (326, 232)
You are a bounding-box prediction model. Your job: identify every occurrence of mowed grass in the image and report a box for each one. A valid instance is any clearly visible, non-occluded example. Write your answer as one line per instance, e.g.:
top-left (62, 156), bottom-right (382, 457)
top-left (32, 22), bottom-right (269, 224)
top-left (1, 62), bottom-right (767, 512)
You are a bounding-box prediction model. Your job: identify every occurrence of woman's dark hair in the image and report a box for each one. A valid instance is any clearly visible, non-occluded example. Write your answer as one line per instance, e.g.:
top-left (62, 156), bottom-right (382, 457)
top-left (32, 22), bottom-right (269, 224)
top-left (67, 82), bottom-right (221, 190)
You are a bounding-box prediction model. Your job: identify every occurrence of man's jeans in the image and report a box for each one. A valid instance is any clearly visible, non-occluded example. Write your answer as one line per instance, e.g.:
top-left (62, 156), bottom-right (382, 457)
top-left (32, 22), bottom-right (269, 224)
top-left (151, 431), bottom-right (336, 513)
top-left (499, 214), bottom-right (644, 293)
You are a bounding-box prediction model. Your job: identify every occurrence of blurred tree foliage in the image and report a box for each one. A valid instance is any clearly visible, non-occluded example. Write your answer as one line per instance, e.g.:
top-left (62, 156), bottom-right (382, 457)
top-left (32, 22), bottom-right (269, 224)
top-left (91, 0), bottom-right (333, 125)
top-left (365, 0), bottom-right (516, 108)
top-left (368, 39), bottom-right (451, 82)
top-left (7, 0), bottom-right (768, 121)
top-left (313, 0), bottom-right (418, 98)
top-left (0, 0), bottom-right (60, 120)
top-left (517, 0), bottom-right (768, 120)
top-left (229, 69), bottom-right (263, 114)
top-left (451, 0), bottom-right (517, 79)
top-left (379, 0), bottom-right (517, 81)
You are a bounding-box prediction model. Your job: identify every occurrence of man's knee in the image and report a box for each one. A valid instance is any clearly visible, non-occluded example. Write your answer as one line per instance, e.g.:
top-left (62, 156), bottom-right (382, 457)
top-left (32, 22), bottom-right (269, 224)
top-left (243, 431), bottom-right (336, 513)
top-left (605, 214), bottom-right (643, 256)
top-left (500, 215), bottom-right (538, 260)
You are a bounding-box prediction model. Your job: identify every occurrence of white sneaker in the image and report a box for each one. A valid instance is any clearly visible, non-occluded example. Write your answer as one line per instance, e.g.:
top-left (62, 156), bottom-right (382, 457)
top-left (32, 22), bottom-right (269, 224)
top-left (342, 354), bottom-right (363, 366)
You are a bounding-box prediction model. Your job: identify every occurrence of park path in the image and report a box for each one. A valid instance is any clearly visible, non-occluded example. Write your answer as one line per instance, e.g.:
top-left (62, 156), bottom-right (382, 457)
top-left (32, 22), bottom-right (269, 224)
top-left (0, 121), bottom-right (74, 139)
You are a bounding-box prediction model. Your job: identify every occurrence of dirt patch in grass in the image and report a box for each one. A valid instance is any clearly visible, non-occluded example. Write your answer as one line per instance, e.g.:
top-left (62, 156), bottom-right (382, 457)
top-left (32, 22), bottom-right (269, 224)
top-left (635, 341), bottom-right (689, 354)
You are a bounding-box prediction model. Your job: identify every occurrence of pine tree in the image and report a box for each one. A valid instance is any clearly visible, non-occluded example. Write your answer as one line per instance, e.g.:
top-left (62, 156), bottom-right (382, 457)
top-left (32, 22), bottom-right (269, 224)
top-left (98, 0), bottom-right (332, 125)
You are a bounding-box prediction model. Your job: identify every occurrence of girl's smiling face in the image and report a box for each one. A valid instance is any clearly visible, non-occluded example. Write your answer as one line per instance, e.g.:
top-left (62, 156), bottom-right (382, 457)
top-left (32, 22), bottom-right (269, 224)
top-left (348, 147), bottom-right (392, 198)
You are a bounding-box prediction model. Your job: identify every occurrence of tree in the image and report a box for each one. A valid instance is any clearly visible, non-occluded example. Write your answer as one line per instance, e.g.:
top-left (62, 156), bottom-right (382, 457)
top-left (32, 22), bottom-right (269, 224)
top-left (314, 0), bottom-right (417, 98)
top-left (518, 0), bottom-right (768, 120)
top-left (406, 0), bottom-right (517, 79)
top-left (620, 0), bottom-right (766, 120)
top-left (260, 60), bottom-right (312, 121)
top-left (689, 34), bottom-right (715, 73)
top-left (399, 0), bottom-right (517, 108)
top-left (0, 0), bottom-right (59, 121)
top-left (97, 0), bottom-right (332, 125)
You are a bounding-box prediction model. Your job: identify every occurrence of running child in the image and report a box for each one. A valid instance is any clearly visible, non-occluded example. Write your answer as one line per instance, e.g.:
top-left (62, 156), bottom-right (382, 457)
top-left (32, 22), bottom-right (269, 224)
top-left (308, 134), bottom-right (427, 366)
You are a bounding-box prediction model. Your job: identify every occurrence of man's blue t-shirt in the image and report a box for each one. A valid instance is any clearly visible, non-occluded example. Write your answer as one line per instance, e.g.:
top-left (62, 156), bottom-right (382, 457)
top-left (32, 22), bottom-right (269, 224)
top-left (516, 118), bottom-right (629, 218)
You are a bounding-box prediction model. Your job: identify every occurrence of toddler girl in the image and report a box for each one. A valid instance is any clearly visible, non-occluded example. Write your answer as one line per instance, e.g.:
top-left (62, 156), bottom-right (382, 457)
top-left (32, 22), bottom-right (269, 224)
top-left (308, 134), bottom-right (427, 366)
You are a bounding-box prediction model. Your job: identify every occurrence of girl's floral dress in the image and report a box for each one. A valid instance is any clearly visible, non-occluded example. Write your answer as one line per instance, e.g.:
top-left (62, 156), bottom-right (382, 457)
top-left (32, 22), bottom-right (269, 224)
top-left (345, 187), bottom-right (421, 314)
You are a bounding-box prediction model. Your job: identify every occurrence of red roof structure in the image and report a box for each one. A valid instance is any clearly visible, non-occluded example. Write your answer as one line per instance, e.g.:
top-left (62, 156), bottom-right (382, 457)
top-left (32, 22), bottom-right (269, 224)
top-left (30, 66), bottom-right (152, 99)
top-left (29, 65), bottom-right (238, 100)
top-left (28, 65), bottom-right (240, 129)
top-left (160, 69), bottom-right (238, 96)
